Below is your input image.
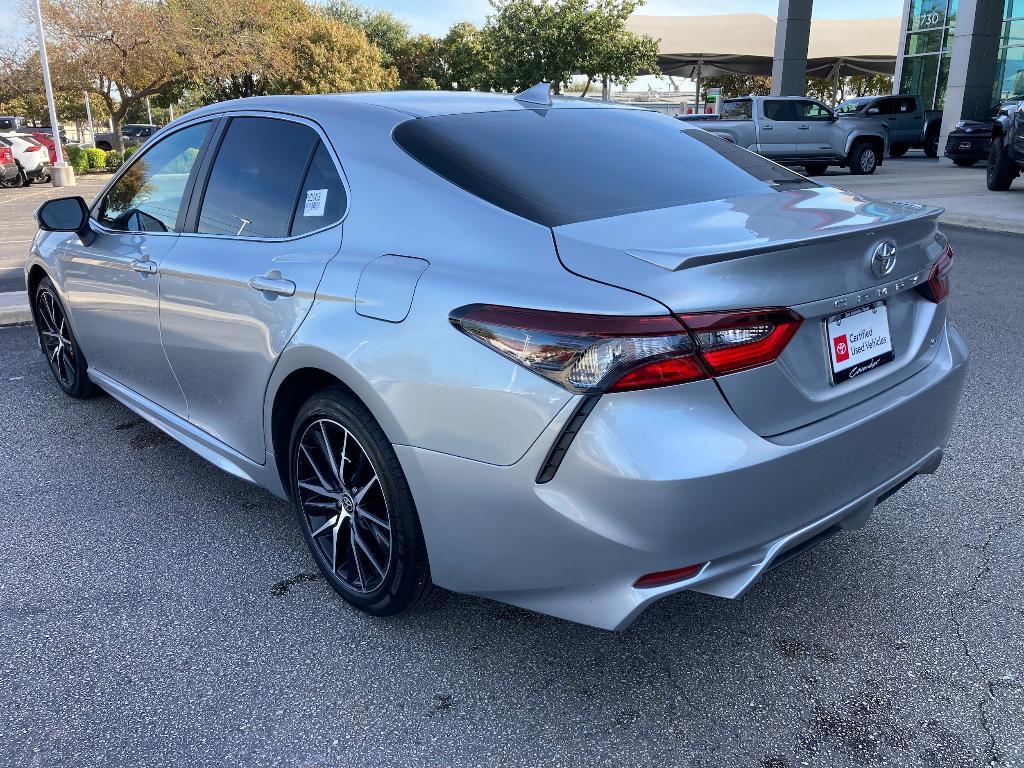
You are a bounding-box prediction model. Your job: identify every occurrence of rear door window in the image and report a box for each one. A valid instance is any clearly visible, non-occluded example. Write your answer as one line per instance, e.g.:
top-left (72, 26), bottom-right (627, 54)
top-left (197, 117), bottom-right (320, 239)
top-left (393, 107), bottom-right (814, 227)
top-left (763, 100), bottom-right (795, 121)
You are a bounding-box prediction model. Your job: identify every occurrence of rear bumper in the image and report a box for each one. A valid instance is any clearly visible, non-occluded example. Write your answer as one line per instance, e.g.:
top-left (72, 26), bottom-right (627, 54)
top-left (397, 322), bottom-right (968, 630)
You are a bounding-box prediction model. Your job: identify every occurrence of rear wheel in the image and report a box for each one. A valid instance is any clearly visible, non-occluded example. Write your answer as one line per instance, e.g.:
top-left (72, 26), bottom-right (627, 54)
top-left (33, 278), bottom-right (96, 399)
top-left (848, 142), bottom-right (879, 175)
top-left (803, 163), bottom-right (828, 176)
top-left (888, 143), bottom-right (909, 157)
top-left (987, 136), bottom-right (1018, 191)
top-left (923, 134), bottom-right (939, 158)
top-left (953, 158), bottom-right (977, 168)
top-left (290, 387), bottom-right (431, 616)
top-left (0, 170), bottom-right (23, 188)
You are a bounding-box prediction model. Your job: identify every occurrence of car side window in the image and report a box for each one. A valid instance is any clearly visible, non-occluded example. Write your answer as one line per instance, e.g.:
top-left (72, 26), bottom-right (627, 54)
top-left (795, 100), bottom-right (833, 121)
top-left (96, 121), bottom-right (210, 233)
top-left (897, 97), bottom-right (917, 113)
top-left (290, 141), bottom-right (347, 237)
top-left (763, 100), bottom-right (794, 121)
top-left (720, 100), bottom-right (753, 120)
top-left (197, 117), bottom-right (319, 239)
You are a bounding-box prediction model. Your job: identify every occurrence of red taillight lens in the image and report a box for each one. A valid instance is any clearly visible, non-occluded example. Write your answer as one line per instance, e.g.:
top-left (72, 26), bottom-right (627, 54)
top-left (450, 304), bottom-right (706, 394)
top-left (680, 309), bottom-right (803, 375)
top-left (634, 562), bottom-right (708, 589)
top-left (918, 243), bottom-right (954, 303)
top-left (25, 145), bottom-right (40, 152)
top-left (451, 304), bottom-right (802, 393)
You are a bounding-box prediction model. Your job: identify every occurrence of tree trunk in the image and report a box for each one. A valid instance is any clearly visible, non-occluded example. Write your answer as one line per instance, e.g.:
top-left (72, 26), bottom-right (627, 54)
top-left (111, 110), bottom-right (125, 154)
top-left (579, 76), bottom-right (593, 98)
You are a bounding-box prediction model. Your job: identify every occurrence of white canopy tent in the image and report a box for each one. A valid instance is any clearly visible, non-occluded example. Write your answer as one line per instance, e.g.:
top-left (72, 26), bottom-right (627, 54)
top-left (626, 13), bottom-right (901, 102)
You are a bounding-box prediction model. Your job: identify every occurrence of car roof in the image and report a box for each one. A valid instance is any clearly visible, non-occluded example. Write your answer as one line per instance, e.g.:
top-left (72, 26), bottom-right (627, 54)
top-left (183, 90), bottom-right (632, 121)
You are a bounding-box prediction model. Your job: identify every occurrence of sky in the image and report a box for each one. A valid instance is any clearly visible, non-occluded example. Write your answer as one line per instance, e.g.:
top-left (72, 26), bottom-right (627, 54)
top-left (1, 0), bottom-right (901, 44)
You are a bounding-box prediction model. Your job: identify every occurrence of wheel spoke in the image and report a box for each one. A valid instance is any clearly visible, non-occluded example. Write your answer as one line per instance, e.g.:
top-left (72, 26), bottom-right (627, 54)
top-left (297, 480), bottom-right (336, 500)
top-left (357, 505), bottom-right (390, 532)
top-left (352, 526), bottom-right (385, 577)
top-left (300, 444), bottom-right (334, 492)
top-left (353, 475), bottom-right (378, 505)
top-left (350, 527), bottom-right (366, 589)
top-left (310, 514), bottom-right (339, 538)
top-left (315, 422), bottom-right (342, 485)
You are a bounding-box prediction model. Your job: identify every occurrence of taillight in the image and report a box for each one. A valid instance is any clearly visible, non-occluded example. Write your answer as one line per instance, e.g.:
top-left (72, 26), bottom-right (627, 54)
top-left (25, 145), bottom-right (40, 152)
top-left (450, 304), bottom-right (802, 394)
top-left (680, 309), bottom-right (803, 375)
top-left (918, 242), bottom-right (954, 303)
top-left (449, 305), bottom-right (704, 393)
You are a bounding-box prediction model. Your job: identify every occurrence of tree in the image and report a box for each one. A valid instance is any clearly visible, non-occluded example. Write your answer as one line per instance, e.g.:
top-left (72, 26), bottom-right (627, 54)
top-left (439, 22), bottom-right (490, 91)
top-left (391, 34), bottom-right (445, 90)
top-left (481, 0), bottom-right (659, 94)
top-left (276, 15), bottom-right (399, 94)
top-left (698, 74), bottom-right (771, 101)
top-left (319, 0), bottom-right (410, 66)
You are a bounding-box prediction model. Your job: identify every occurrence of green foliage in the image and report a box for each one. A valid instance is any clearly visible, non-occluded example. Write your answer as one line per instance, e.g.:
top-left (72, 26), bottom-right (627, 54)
top-left (319, 0), bottom-right (410, 65)
top-left (105, 149), bottom-right (123, 169)
top-left (480, 0), bottom-right (659, 94)
top-left (700, 74), bottom-right (772, 101)
top-left (124, 145), bottom-right (139, 161)
top-left (85, 147), bottom-right (107, 169)
top-left (65, 145), bottom-right (90, 174)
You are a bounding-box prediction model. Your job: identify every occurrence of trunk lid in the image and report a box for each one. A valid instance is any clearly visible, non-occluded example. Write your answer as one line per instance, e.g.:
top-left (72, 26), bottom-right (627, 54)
top-left (553, 185), bottom-right (949, 436)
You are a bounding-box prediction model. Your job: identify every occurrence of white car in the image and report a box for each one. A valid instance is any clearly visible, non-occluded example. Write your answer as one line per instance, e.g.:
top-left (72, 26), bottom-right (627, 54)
top-left (5, 134), bottom-right (52, 183)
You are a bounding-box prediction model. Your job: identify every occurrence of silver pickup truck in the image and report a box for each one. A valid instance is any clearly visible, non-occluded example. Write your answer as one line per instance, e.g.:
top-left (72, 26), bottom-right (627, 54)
top-left (678, 96), bottom-right (888, 176)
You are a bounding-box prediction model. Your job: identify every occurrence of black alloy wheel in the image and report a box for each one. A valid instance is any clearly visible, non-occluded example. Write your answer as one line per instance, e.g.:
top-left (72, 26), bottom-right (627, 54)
top-left (33, 278), bottom-right (95, 399)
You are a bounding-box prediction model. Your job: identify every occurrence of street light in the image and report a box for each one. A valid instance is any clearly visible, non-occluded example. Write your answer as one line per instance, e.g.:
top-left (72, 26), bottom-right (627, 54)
top-left (32, 0), bottom-right (75, 186)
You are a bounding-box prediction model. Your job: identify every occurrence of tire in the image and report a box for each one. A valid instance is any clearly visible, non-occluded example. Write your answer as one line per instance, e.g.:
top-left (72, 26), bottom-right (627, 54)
top-left (889, 143), bottom-right (910, 158)
top-left (953, 159), bottom-right (977, 168)
top-left (96, 142), bottom-right (112, 151)
top-left (33, 277), bottom-right (97, 399)
top-left (0, 171), bottom-right (23, 188)
top-left (803, 163), bottom-right (828, 176)
top-left (289, 387), bottom-right (431, 616)
top-left (987, 136), bottom-right (1018, 191)
top-left (20, 173), bottom-right (32, 187)
top-left (923, 134), bottom-right (939, 158)
top-left (848, 142), bottom-right (879, 175)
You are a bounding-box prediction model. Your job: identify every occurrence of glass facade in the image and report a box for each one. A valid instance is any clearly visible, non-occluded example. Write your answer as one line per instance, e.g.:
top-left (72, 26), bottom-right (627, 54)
top-left (900, 0), bottom-right (958, 109)
top-left (999, 0), bottom-right (1024, 99)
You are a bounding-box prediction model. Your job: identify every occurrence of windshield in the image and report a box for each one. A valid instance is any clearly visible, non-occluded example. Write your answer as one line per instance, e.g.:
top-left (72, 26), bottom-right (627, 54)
top-left (835, 99), bottom-right (871, 114)
top-left (123, 125), bottom-right (149, 136)
top-left (393, 107), bottom-right (815, 227)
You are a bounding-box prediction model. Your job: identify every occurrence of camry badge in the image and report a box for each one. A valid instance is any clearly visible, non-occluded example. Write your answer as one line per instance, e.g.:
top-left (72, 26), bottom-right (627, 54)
top-left (871, 241), bottom-right (897, 279)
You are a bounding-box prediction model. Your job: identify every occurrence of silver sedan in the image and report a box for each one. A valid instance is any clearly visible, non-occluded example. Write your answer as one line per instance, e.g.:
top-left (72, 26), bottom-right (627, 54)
top-left (27, 88), bottom-right (967, 630)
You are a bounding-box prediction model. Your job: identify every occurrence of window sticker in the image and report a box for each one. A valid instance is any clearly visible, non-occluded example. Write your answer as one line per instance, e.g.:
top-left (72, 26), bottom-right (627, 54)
top-left (303, 189), bottom-right (327, 217)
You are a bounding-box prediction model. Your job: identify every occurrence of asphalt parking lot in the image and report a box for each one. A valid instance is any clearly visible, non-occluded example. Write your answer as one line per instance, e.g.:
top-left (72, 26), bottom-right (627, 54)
top-left (1, 222), bottom-right (1022, 765)
top-left (0, 176), bottom-right (108, 293)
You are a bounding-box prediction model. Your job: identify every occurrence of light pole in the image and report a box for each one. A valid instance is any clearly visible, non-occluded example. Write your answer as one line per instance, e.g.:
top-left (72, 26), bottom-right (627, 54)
top-left (32, 0), bottom-right (75, 186)
top-left (84, 90), bottom-right (95, 147)
top-left (146, 96), bottom-right (153, 125)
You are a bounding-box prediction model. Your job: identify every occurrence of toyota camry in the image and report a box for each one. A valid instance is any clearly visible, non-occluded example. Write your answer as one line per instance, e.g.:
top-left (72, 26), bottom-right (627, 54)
top-left (27, 86), bottom-right (967, 629)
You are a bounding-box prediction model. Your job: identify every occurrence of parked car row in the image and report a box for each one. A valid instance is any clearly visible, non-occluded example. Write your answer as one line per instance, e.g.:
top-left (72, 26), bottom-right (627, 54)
top-left (0, 134), bottom-right (53, 188)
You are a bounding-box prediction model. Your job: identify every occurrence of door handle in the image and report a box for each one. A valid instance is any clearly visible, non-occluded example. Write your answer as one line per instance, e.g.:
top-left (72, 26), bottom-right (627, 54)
top-left (797, 125), bottom-right (810, 130)
top-left (131, 259), bottom-right (157, 274)
top-left (249, 275), bottom-right (296, 297)
top-left (761, 124), bottom-right (773, 130)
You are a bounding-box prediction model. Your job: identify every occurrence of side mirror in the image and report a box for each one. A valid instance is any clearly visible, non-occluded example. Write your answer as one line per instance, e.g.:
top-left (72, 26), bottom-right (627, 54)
top-left (36, 196), bottom-right (95, 245)
top-left (866, 106), bottom-right (881, 115)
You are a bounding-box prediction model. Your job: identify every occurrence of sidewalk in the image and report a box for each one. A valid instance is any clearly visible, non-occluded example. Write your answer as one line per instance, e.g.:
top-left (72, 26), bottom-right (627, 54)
top-left (822, 154), bottom-right (1024, 234)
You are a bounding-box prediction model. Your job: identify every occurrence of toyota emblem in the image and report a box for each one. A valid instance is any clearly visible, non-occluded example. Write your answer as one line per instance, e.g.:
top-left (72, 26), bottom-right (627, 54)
top-left (871, 241), bottom-right (897, 278)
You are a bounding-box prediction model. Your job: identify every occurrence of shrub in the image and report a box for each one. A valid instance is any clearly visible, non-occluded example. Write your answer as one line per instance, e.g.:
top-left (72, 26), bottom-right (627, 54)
top-left (85, 147), bottom-right (106, 169)
top-left (123, 145), bottom-right (139, 161)
top-left (105, 150), bottom-right (123, 170)
top-left (65, 145), bottom-right (89, 175)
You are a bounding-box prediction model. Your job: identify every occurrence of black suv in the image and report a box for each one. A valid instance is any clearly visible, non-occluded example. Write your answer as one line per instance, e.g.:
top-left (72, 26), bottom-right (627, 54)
top-left (988, 99), bottom-right (1024, 190)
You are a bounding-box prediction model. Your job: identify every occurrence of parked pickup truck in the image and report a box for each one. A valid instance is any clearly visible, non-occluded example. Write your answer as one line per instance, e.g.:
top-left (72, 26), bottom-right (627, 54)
top-left (987, 98), bottom-right (1024, 191)
top-left (93, 123), bottom-right (158, 151)
top-left (835, 94), bottom-right (943, 158)
top-left (678, 96), bottom-right (888, 175)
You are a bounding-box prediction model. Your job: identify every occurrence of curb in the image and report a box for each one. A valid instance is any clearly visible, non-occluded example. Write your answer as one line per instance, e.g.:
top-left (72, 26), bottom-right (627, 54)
top-left (0, 291), bottom-right (32, 327)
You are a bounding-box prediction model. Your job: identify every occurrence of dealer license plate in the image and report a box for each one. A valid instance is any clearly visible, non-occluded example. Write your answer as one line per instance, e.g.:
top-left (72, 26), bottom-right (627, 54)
top-left (826, 302), bottom-right (894, 384)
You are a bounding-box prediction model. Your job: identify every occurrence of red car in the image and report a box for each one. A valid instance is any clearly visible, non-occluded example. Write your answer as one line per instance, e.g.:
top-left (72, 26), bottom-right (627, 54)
top-left (28, 132), bottom-right (59, 165)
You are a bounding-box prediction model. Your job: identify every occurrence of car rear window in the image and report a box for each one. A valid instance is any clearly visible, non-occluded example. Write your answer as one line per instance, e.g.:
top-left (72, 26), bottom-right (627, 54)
top-left (393, 107), bottom-right (813, 227)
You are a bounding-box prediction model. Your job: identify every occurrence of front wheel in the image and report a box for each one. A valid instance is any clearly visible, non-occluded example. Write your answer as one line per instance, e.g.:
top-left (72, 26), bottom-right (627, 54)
top-left (33, 278), bottom-right (96, 399)
top-left (987, 136), bottom-right (1018, 191)
top-left (848, 143), bottom-right (879, 175)
top-left (803, 163), bottom-right (829, 176)
top-left (290, 387), bottom-right (432, 616)
top-left (0, 170), bottom-right (24, 188)
top-left (923, 134), bottom-right (939, 158)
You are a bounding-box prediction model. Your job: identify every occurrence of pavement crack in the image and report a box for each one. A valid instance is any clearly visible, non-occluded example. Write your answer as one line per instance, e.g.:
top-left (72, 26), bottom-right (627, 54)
top-left (947, 524), bottom-right (1003, 765)
top-left (270, 571), bottom-right (322, 596)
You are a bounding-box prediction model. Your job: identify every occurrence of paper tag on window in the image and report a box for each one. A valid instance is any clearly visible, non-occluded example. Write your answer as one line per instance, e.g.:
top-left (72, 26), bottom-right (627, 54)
top-left (303, 189), bottom-right (327, 217)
